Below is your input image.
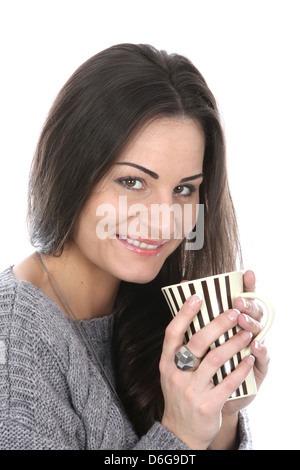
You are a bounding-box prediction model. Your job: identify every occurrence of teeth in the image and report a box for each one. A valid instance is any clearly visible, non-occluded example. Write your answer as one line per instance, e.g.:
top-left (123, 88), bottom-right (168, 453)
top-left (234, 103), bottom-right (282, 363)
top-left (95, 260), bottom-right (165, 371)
top-left (119, 236), bottom-right (160, 250)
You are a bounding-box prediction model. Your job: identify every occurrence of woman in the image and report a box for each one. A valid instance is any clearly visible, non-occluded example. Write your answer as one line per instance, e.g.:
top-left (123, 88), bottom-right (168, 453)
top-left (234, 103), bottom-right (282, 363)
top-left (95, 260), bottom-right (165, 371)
top-left (0, 44), bottom-right (269, 450)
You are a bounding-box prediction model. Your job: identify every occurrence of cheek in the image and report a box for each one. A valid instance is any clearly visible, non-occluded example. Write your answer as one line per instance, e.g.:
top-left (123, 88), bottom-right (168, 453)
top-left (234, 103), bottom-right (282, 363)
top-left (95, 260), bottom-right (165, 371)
top-left (81, 195), bottom-right (120, 241)
top-left (73, 201), bottom-right (100, 247)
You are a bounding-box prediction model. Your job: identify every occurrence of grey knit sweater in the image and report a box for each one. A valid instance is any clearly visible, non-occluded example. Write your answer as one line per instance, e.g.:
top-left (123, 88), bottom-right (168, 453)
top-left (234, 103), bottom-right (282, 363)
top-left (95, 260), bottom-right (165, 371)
top-left (0, 267), bottom-right (252, 450)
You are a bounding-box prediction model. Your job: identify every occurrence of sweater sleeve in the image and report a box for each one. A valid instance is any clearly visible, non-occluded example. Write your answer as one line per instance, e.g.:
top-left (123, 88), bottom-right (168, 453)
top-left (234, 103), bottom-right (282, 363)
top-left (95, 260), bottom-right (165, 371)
top-left (133, 408), bottom-right (252, 451)
top-left (132, 422), bottom-right (190, 450)
top-left (236, 408), bottom-right (252, 450)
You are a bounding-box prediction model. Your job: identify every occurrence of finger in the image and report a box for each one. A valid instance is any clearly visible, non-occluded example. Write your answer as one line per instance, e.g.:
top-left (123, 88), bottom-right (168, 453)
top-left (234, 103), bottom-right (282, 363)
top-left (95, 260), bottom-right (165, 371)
top-left (243, 270), bottom-right (256, 292)
top-left (196, 329), bottom-right (253, 385)
top-left (187, 308), bottom-right (240, 359)
top-left (161, 294), bottom-right (202, 361)
top-left (234, 297), bottom-right (264, 322)
top-left (250, 341), bottom-right (270, 387)
top-left (212, 355), bottom-right (255, 402)
top-left (237, 313), bottom-right (262, 337)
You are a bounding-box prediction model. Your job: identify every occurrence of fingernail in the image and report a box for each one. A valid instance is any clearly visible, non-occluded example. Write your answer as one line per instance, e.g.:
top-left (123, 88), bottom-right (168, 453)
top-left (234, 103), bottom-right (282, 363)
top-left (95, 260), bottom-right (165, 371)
top-left (241, 313), bottom-right (251, 323)
top-left (187, 294), bottom-right (202, 309)
top-left (245, 355), bottom-right (255, 366)
top-left (227, 309), bottom-right (240, 321)
top-left (241, 298), bottom-right (249, 310)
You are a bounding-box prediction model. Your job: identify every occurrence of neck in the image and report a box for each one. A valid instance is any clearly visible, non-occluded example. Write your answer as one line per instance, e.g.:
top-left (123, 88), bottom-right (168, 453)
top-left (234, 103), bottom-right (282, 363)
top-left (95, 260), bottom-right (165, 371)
top-left (38, 244), bottom-right (120, 320)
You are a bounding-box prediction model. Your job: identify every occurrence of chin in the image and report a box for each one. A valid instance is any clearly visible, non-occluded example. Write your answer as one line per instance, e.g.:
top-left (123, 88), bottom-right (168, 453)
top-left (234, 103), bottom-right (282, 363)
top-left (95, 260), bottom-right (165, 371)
top-left (113, 262), bottom-right (163, 285)
top-left (121, 270), bottom-right (161, 285)
top-left (127, 275), bottom-right (158, 285)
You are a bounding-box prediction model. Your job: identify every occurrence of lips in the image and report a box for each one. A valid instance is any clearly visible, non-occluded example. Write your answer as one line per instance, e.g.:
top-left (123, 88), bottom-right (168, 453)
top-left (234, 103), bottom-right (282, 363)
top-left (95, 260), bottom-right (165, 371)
top-left (116, 235), bottom-right (168, 257)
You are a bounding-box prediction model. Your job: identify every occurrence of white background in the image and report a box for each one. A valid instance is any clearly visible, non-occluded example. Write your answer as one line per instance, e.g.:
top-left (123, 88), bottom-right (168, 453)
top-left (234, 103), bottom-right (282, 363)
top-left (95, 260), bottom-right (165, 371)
top-left (0, 0), bottom-right (299, 450)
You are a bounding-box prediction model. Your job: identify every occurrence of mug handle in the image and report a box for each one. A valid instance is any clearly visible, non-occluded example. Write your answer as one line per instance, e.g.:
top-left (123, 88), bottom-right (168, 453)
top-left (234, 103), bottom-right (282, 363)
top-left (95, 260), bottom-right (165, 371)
top-left (235, 292), bottom-right (275, 351)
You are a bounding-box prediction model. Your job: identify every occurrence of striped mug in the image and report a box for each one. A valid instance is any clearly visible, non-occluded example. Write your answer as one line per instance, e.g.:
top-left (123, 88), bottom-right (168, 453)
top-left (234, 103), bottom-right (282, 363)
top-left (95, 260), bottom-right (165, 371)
top-left (161, 271), bottom-right (275, 400)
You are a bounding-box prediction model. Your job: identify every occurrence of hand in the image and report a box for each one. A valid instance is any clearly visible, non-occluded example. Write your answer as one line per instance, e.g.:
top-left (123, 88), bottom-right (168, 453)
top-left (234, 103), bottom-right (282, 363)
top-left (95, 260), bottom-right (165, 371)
top-left (159, 294), bottom-right (254, 450)
top-left (222, 270), bottom-right (271, 416)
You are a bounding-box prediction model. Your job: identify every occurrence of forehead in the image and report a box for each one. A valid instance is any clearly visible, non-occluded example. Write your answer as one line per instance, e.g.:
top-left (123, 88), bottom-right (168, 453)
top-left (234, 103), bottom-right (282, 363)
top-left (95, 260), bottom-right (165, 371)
top-left (117, 117), bottom-right (205, 168)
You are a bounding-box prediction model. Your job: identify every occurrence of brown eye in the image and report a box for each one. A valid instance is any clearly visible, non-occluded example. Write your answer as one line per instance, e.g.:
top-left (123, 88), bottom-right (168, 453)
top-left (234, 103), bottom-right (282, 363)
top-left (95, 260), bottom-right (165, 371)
top-left (125, 178), bottom-right (137, 187)
top-left (174, 185), bottom-right (184, 194)
top-left (116, 177), bottom-right (144, 190)
top-left (124, 178), bottom-right (143, 189)
top-left (173, 185), bottom-right (194, 196)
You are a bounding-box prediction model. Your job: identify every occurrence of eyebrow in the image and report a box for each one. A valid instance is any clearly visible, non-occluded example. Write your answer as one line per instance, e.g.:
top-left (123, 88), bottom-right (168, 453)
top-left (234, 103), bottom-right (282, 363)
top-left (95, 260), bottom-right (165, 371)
top-left (115, 162), bottom-right (203, 183)
top-left (180, 173), bottom-right (204, 183)
top-left (115, 162), bottom-right (159, 179)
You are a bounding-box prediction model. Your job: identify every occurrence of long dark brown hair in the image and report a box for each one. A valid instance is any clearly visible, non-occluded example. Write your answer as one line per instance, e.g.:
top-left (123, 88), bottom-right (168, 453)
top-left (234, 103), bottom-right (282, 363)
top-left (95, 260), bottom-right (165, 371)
top-left (28, 43), bottom-right (242, 436)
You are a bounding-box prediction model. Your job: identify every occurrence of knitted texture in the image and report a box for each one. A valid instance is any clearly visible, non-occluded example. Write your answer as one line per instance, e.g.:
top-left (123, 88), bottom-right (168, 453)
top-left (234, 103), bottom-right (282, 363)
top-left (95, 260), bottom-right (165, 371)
top-left (0, 267), bottom-right (252, 450)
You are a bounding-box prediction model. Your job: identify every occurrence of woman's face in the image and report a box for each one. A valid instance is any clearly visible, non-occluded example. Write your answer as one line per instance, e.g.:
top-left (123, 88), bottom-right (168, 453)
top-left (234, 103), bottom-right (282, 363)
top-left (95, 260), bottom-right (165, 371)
top-left (73, 118), bottom-right (205, 283)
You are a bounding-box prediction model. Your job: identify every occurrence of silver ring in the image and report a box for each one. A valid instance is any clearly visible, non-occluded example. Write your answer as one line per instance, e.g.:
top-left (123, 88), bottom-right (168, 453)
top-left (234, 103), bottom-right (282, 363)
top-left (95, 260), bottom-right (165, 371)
top-left (174, 345), bottom-right (201, 372)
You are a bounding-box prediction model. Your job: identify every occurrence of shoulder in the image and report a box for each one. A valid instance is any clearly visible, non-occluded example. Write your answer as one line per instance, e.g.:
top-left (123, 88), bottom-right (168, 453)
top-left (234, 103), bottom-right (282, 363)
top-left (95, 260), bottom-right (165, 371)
top-left (1, 263), bottom-right (68, 328)
top-left (0, 265), bottom-right (76, 373)
top-left (11, 252), bottom-right (44, 283)
top-left (0, 253), bottom-right (57, 325)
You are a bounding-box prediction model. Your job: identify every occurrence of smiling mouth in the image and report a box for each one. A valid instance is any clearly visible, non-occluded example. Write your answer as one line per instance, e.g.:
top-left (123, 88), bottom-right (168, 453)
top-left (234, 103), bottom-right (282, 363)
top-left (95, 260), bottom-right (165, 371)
top-left (117, 235), bottom-right (167, 250)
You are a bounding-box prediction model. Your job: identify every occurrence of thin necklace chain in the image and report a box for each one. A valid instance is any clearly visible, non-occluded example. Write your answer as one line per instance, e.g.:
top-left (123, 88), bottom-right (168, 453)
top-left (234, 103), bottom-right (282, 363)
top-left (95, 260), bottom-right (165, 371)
top-left (37, 252), bottom-right (124, 411)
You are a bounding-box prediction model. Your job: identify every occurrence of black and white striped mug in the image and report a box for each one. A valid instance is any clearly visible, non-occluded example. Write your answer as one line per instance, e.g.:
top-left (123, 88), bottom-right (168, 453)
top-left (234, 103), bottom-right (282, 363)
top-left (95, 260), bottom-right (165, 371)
top-left (161, 271), bottom-right (275, 400)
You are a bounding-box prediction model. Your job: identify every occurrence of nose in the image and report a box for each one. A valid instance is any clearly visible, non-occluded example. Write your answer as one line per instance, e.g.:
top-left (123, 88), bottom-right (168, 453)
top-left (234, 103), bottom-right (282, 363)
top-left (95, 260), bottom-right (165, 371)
top-left (129, 195), bottom-right (182, 241)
